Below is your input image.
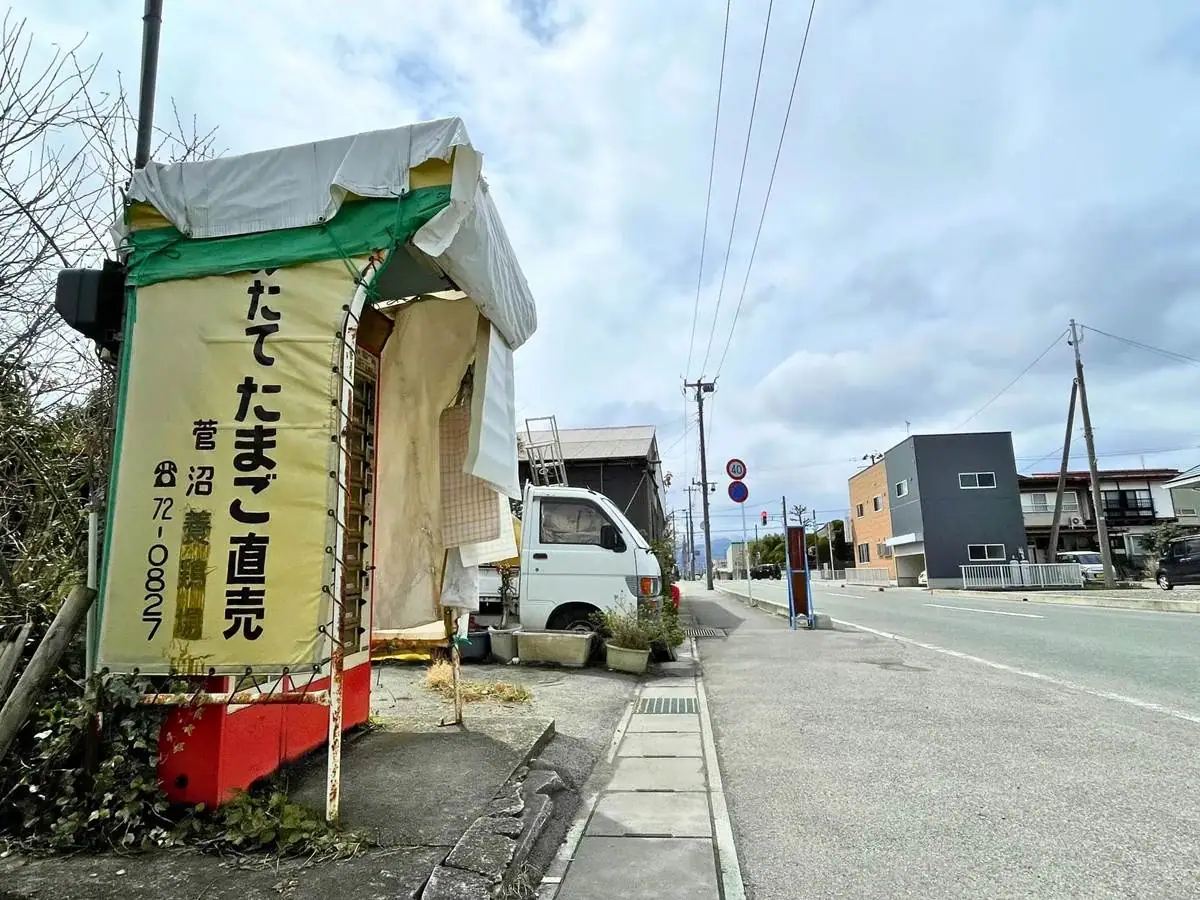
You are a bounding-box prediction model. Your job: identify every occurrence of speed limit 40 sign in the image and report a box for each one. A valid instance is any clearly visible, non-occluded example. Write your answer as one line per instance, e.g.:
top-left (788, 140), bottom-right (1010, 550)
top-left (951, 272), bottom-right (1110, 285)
top-left (726, 458), bottom-right (747, 480)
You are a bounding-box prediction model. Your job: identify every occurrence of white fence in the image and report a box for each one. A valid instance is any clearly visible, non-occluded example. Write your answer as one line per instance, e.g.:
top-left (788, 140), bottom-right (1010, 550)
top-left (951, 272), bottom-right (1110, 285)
top-left (816, 568), bottom-right (847, 581)
top-left (960, 562), bottom-right (1083, 590)
top-left (845, 568), bottom-right (891, 585)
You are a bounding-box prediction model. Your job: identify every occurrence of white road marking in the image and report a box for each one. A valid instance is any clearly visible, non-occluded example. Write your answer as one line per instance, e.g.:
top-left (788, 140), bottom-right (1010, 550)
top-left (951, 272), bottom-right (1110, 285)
top-left (924, 602), bottom-right (1044, 619)
top-left (832, 618), bottom-right (1200, 726)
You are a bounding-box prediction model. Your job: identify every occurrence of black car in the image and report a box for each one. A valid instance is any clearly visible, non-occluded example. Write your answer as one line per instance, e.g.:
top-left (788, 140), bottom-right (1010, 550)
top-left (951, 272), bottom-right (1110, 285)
top-left (750, 563), bottom-right (782, 580)
top-left (1156, 535), bottom-right (1200, 590)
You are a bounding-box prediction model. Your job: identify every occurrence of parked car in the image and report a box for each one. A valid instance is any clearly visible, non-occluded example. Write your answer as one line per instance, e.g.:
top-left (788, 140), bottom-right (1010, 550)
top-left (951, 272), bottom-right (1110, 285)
top-left (1057, 551), bottom-right (1105, 582)
top-left (750, 563), bottom-right (781, 580)
top-left (1156, 535), bottom-right (1200, 590)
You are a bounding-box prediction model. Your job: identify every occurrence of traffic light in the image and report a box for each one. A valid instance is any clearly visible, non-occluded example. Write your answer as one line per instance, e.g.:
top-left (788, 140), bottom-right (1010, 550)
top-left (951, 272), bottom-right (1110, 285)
top-left (760, 511), bottom-right (768, 526)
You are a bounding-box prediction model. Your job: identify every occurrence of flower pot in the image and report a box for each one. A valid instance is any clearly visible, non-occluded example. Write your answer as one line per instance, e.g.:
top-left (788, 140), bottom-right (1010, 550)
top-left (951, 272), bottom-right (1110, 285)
top-left (458, 631), bottom-right (491, 663)
top-left (517, 630), bottom-right (592, 668)
top-left (488, 625), bottom-right (522, 663)
top-left (605, 642), bottom-right (651, 675)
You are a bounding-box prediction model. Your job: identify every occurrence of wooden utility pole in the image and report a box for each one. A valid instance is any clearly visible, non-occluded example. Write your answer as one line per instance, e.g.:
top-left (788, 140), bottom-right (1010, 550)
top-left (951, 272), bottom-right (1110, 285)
top-left (0, 587), bottom-right (96, 765)
top-left (685, 380), bottom-right (717, 589)
top-left (1047, 379), bottom-right (1079, 559)
top-left (1069, 320), bottom-right (1116, 587)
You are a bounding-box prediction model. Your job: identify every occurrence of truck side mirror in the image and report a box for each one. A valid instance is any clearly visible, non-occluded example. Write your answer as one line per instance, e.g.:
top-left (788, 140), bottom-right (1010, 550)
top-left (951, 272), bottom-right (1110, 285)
top-left (600, 524), bottom-right (624, 552)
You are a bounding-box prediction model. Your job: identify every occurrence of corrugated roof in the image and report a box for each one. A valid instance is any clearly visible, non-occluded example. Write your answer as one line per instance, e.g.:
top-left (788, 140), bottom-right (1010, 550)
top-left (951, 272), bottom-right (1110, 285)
top-left (518, 425), bottom-right (657, 462)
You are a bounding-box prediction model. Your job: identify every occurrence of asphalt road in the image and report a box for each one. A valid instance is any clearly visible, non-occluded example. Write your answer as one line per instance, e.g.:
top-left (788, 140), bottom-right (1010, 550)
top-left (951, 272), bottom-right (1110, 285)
top-left (687, 582), bottom-right (1200, 899)
top-left (730, 579), bottom-right (1200, 719)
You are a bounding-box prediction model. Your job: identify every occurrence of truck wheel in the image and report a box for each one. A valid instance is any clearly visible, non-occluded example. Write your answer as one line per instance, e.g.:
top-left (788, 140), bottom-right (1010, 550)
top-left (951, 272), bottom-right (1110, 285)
top-left (1157, 573), bottom-right (1173, 591)
top-left (546, 603), bottom-right (600, 633)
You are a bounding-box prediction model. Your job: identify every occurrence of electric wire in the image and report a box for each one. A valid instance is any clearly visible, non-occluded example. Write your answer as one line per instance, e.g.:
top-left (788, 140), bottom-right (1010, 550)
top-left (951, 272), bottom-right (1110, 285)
top-left (684, 0), bottom-right (733, 380)
top-left (1079, 324), bottom-right (1200, 368)
top-left (698, 0), bottom-right (777, 377)
top-left (956, 327), bottom-right (1069, 429)
top-left (714, 0), bottom-right (819, 380)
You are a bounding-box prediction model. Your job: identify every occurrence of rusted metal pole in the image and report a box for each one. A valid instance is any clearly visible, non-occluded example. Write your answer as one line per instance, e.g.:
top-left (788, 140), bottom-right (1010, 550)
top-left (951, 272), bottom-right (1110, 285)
top-left (139, 689), bottom-right (330, 706)
top-left (0, 586), bottom-right (96, 765)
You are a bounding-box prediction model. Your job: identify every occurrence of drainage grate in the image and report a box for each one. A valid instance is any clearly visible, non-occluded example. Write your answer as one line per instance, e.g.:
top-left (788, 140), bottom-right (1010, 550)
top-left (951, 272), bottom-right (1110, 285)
top-left (685, 626), bottom-right (725, 639)
top-left (637, 696), bottom-right (698, 715)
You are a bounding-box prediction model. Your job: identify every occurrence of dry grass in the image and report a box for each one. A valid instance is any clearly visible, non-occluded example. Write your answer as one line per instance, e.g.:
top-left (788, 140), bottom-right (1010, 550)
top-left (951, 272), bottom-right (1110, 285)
top-left (425, 660), bottom-right (532, 704)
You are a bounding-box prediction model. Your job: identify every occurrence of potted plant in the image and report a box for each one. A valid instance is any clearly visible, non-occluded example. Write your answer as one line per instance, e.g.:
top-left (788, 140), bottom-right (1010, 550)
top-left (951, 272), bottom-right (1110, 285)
top-left (595, 605), bottom-right (654, 675)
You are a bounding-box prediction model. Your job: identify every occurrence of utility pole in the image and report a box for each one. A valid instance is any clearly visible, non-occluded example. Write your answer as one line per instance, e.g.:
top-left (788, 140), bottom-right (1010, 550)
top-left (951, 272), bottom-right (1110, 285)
top-left (1069, 320), bottom-right (1116, 587)
top-left (685, 380), bottom-right (717, 589)
top-left (1047, 379), bottom-right (1079, 560)
top-left (684, 486), bottom-right (697, 579)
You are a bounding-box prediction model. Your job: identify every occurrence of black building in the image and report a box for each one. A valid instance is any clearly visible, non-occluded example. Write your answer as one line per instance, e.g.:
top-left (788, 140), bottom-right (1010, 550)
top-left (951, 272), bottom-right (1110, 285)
top-left (518, 425), bottom-right (667, 542)
top-left (883, 432), bottom-right (1027, 588)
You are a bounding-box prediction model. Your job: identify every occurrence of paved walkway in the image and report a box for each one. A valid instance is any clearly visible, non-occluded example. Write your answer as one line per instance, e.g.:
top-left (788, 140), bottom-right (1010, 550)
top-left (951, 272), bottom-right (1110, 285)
top-left (541, 629), bottom-right (743, 899)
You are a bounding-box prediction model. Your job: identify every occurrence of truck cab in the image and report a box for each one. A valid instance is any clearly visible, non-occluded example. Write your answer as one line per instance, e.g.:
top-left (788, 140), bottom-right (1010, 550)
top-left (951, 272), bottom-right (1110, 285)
top-left (517, 483), bottom-right (661, 632)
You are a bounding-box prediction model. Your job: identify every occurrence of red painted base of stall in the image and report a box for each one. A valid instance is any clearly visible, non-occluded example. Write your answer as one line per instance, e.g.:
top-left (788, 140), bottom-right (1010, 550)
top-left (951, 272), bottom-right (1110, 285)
top-left (157, 661), bottom-right (372, 807)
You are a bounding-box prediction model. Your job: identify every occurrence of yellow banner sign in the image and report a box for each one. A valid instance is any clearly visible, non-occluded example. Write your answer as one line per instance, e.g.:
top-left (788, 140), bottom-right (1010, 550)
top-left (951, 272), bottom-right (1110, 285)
top-left (98, 260), bottom-right (360, 674)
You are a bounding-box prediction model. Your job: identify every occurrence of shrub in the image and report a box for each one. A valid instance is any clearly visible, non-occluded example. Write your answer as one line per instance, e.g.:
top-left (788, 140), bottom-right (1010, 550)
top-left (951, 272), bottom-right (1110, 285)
top-left (593, 605), bottom-right (654, 651)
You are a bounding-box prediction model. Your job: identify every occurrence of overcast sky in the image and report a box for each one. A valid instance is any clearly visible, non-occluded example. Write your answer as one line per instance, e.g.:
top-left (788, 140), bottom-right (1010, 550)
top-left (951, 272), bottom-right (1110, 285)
top-left (16, 0), bottom-right (1200, 542)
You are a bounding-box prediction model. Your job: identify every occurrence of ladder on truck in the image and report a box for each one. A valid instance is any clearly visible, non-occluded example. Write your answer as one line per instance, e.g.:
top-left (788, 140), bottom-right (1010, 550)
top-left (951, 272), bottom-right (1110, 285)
top-left (522, 416), bottom-right (568, 486)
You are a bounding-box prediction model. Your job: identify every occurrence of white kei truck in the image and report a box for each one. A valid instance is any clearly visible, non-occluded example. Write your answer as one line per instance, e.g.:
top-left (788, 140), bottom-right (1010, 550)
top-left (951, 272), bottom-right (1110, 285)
top-left (477, 483), bottom-right (661, 632)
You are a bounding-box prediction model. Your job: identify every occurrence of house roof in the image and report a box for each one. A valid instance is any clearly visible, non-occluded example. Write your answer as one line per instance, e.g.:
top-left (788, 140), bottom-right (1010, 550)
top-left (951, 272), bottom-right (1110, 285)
top-left (518, 425), bottom-right (658, 462)
top-left (1165, 464), bottom-right (1200, 490)
top-left (1021, 468), bottom-right (1181, 486)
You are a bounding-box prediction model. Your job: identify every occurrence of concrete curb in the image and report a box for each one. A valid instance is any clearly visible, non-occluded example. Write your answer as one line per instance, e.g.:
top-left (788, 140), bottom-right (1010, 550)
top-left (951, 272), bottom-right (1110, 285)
top-left (422, 718), bottom-right (557, 899)
top-left (927, 588), bottom-right (1200, 614)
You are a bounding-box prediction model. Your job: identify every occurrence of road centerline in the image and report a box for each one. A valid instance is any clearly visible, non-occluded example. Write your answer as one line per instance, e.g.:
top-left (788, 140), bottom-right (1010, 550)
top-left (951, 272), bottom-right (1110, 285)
top-left (924, 602), bottom-right (1044, 619)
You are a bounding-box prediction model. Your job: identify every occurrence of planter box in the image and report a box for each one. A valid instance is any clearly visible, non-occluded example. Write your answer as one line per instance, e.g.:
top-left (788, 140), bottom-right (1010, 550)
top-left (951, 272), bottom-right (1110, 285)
top-left (517, 630), bottom-right (592, 668)
top-left (488, 626), bottom-right (521, 663)
top-left (459, 631), bottom-right (491, 663)
top-left (605, 642), bottom-right (650, 675)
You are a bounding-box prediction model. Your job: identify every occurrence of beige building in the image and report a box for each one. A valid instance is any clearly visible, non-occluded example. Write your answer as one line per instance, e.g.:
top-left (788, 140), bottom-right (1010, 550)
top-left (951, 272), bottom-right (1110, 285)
top-left (847, 460), bottom-right (896, 581)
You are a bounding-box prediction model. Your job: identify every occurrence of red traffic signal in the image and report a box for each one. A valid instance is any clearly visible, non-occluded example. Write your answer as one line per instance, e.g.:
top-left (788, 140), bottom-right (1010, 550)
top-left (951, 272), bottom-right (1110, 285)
top-left (760, 511), bottom-right (768, 526)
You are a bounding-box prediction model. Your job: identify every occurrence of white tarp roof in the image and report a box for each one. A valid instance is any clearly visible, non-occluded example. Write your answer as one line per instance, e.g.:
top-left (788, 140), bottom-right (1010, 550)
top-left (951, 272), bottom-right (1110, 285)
top-left (124, 116), bottom-right (537, 349)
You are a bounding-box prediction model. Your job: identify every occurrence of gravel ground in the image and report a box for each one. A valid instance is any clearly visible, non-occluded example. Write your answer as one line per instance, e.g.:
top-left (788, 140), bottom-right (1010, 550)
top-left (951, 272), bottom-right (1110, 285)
top-left (688, 587), bottom-right (1200, 900)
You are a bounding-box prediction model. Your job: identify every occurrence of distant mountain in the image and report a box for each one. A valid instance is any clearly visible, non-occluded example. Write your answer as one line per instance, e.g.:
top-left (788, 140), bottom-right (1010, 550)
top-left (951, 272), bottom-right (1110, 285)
top-left (675, 536), bottom-right (732, 571)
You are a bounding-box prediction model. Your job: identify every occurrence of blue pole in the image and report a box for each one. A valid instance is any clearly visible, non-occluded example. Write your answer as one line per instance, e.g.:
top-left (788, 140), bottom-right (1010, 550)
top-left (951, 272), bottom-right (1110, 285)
top-left (782, 495), bottom-right (795, 630)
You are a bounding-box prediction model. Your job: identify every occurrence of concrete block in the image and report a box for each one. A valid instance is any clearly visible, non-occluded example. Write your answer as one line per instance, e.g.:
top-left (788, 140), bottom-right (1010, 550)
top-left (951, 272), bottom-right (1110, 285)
top-left (587, 791), bottom-right (712, 838)
top-left (626, 713), bottom-right (700, 733)
top-left (443, 819), bottom-right (517, 881)
top-left (556, 836), bottom-right (719, 899)
top-left (607, 756), bottom-right (706, 792)
top-left (421, 865), bottom-right (492, 900)
top-left (618, 732), bottom-right (703, 758)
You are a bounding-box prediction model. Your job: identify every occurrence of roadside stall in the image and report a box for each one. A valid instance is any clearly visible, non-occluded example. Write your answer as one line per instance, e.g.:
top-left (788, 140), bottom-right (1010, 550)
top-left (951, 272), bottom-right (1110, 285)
top-left (95, 117), bottom-right (536, 815)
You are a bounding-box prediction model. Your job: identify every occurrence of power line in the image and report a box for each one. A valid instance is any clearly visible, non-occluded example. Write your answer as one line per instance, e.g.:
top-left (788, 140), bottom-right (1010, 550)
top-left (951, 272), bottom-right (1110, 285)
top-left (1079, 324), bottom-right (1200, 368)
top-left (684, 0), bottom-right (733, 380)
top-left (956, 327), bottom-right (1069, 429)
top-left (715, 0), bottom-right (819, 379)
top-left (698, 0), bottom-right (777, 377)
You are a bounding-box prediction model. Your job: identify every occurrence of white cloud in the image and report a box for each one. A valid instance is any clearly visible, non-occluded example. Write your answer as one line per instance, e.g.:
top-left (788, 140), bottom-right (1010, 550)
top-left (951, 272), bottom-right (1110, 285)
top-left (11, 0), bottom-right (1200, 530)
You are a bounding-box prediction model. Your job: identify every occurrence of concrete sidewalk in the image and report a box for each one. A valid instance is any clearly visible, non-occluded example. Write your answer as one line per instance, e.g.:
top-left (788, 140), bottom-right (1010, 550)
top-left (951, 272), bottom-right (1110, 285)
top-left (541, 635), bottom-right (743, 900)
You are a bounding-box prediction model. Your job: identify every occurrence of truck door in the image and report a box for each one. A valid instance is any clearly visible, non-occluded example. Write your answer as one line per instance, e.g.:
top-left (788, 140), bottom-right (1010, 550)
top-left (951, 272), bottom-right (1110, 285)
top-left (521, 494), bottom-right (632, 630)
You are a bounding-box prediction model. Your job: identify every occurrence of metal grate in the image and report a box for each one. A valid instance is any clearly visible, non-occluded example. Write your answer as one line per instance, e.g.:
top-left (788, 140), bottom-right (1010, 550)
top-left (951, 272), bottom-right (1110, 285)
top-left (685, 627), bottom-right (724, 639)
top-left (637, 696), bottom-right (698, 715)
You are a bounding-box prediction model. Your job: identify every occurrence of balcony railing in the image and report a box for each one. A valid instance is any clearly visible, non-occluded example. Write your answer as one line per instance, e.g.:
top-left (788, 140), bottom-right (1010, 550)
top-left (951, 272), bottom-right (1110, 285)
top-left (961, 563), bottom-right (1084, 590)
top-left (1101, 498), bottom-right (1156, 523)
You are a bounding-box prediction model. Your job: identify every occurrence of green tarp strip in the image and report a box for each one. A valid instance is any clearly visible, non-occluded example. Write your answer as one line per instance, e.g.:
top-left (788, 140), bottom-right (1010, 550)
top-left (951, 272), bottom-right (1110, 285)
top-left (126, 185), bottom-right (452, 286)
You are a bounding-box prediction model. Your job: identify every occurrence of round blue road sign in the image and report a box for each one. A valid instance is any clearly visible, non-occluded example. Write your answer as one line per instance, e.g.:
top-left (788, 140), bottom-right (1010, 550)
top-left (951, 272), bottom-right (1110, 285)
top-left (728, 480), bottom-right (749, 503)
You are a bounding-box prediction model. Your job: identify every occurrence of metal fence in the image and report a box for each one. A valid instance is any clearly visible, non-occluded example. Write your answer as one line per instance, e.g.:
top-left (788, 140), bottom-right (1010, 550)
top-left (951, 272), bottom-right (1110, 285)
top-left (845, 568), bottom-right (891, 585)
top-left (960, 562), bottom-right (1083, 590)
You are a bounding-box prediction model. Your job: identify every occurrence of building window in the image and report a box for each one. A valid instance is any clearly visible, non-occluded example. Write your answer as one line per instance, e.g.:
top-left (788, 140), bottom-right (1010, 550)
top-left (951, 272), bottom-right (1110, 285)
top-left (857, 543), bottom-right (870, 563)
top-left (967, 543), bottom-right (1006, 562)
top-left (540, 498), bottom-right (612, 546)
top-left (856, 503), bottom-right (864, 517)
top-left (895, 480), bottom-right (909, 498)
top-left (959, 472), bottom-right (997, 490)
top-left (873, 495), bottom-right (883, 512)
top-left (1021, 491), bottom-right (1079, 514)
